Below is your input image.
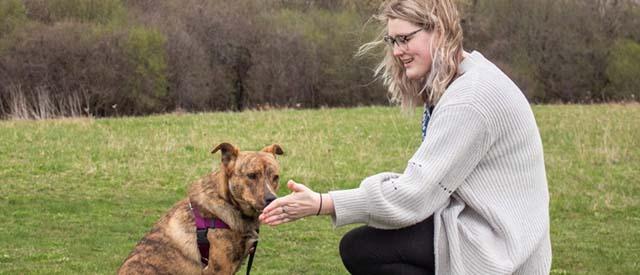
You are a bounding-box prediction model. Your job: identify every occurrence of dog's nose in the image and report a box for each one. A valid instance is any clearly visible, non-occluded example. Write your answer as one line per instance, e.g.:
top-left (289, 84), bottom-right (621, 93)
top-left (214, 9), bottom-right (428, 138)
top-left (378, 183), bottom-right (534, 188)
top-left (265, 193), bottom-right (277, 206)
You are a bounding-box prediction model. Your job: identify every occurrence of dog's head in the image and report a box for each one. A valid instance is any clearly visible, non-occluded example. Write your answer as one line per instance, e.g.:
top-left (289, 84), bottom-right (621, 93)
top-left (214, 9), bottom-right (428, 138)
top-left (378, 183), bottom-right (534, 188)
top-left (212, 142), bottom-right (283, 217)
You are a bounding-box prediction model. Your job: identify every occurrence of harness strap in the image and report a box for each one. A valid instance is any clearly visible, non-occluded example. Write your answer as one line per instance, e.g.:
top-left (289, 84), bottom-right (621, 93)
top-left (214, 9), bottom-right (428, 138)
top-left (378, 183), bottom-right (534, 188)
top-left (189, 202), bottom-right (230, 266)
top-left (189, 202), bottom-right (259, 275)
top-left (245, 231), bottom-right (259, 275)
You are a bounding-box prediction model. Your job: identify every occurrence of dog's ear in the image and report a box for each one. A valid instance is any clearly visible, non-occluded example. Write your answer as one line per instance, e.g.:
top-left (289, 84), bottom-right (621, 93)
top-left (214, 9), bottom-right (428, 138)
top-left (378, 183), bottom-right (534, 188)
top-left (212, 142), bottom-right (239, 168)
top-left (261, 144), bottom-right (284, 156)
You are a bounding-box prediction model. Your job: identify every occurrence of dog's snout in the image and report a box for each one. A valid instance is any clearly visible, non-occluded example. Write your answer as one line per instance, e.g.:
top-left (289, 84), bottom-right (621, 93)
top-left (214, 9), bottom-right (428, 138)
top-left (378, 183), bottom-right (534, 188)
top-left (264, 193), bottom-right (277, 206)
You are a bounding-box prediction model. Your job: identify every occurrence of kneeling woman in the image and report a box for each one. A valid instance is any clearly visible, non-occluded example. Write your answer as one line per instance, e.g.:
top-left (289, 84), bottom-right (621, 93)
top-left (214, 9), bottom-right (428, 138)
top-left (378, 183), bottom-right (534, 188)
top-left (260, 0), bottom-right (552, 274)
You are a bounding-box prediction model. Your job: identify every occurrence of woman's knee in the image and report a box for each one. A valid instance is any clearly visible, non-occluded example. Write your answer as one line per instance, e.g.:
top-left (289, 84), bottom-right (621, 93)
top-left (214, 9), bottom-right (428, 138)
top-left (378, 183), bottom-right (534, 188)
top-left (339, 227), bottom-right (360, 262)
top-left (339, 226), bottom-right (372, 272)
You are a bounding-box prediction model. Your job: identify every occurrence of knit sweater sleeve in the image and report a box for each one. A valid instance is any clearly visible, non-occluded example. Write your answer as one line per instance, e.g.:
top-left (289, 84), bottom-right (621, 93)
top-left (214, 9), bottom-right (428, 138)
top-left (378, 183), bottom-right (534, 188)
top-left (329, 104), bottom-right (492, 229)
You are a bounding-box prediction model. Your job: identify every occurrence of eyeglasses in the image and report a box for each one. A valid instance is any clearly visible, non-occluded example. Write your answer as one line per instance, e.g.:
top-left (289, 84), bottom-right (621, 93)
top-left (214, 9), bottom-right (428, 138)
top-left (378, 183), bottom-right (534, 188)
top-left (383, 28), bottom-right (423, 48)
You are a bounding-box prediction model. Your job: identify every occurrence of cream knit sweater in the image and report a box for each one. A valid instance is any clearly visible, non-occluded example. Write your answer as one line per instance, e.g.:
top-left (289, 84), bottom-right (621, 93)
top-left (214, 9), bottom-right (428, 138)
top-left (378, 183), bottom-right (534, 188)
top-left (329, 51), bottom-right (552, 274)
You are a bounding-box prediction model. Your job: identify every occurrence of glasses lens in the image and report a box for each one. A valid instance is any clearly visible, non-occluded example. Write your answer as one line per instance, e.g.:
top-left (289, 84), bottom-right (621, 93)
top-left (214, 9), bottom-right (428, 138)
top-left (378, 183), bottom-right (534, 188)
top-left (383, 35), bottom-right (394, 46)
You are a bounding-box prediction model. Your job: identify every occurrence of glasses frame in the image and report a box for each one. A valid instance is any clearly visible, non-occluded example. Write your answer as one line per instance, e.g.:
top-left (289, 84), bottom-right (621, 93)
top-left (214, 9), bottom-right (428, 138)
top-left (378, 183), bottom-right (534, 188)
top-left (383, 28), bottom-right (423, 49)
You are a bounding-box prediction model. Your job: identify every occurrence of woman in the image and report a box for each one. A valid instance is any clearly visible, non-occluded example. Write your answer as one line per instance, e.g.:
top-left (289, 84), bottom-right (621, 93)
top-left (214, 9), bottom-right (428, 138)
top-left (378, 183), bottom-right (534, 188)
top-left (259, 0), bottom-right (552, 274)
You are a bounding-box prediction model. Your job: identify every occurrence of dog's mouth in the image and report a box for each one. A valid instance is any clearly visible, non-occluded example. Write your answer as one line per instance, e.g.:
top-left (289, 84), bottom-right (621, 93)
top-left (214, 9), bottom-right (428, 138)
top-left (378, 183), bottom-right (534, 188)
top-left (237, 203), bottom-right (263, 218)
top-left (250, 196), bottom-right (275, 215)
top-left (251, 205), bottom-right (264, 214)
top-left (249, 202), bottom-right (274, 217)
top-left (234, 194), bottom-right (276, 217)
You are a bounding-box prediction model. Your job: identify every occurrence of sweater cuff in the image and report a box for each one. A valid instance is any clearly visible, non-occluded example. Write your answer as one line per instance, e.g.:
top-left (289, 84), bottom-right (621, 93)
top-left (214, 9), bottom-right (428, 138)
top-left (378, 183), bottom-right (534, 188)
top-left (328, 188), bottom-right (369, 227)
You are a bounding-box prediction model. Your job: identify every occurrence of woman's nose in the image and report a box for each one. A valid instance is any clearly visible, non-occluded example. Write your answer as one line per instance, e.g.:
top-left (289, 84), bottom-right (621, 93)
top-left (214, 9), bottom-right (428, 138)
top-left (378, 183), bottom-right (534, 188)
top-left (392, 44), bottom-right (404, 57)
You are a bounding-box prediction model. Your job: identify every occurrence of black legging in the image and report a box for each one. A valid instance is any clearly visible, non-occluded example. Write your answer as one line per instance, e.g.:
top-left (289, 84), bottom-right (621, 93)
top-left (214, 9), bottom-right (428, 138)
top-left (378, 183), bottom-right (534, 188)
top-left (339, 216), bottom-right (435, 275)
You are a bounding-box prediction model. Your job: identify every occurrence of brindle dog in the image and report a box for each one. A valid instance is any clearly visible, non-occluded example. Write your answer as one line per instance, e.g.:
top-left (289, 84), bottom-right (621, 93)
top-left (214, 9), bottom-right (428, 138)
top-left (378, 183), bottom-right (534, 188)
top-left (118, 143), bottom-right (283, 275)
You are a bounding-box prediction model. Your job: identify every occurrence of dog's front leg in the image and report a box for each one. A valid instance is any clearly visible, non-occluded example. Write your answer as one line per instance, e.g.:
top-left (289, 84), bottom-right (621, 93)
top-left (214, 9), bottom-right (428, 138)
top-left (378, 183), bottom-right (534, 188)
top-left (203, 230), bottom-right (244, 275)
top-left (202, 201), bottom-right (249, 232)
top-left (190, 193), bottom-right (247, 232)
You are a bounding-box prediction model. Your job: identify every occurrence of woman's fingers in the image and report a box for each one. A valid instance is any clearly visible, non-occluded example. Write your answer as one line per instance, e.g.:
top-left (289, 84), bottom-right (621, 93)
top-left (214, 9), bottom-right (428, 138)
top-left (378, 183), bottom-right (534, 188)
top-left (259, 179), bottom-right (320, 226)
top-left (260, 196), bottom-right (290, 222)
top-left (263, 181), bottom-right (307, 214)
top-left (260, 201), bottom-right (303, 225)
top-left (263, 196), bottom-right (289, 214)
top-left (287, 180), bottom-right (313, 193)
top-left (264, 216), bottom-right (290, 226)
top-left (287, 180), bottom-right (310, 192)
top-left (262, 210), bottom-right (292, 225)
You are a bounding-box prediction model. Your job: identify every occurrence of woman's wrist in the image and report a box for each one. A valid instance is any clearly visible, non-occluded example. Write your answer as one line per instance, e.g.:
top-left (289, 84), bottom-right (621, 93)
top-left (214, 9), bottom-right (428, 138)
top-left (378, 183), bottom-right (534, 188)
top-left (318, 193), bottom-right (334, 216)
top-left (315, 192), bottom-right (323, 216)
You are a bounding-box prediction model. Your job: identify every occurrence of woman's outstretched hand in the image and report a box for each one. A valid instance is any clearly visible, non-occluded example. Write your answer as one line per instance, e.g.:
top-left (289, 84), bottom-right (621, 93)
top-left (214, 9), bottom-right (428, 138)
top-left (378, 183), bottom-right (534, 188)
top-left (259, 180), bottom-right (328, 226)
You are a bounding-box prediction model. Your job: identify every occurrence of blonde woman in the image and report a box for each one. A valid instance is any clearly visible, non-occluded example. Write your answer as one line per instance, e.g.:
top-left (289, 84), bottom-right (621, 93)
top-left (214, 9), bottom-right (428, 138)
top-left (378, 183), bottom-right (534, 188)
top-left (260, 0), bottom-right (552, 274)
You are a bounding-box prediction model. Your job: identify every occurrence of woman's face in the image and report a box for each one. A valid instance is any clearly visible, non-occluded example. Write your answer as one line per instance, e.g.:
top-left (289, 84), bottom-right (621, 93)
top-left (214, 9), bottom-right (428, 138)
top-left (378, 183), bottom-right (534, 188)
top-left (387, 18), bottom-right (437, 80)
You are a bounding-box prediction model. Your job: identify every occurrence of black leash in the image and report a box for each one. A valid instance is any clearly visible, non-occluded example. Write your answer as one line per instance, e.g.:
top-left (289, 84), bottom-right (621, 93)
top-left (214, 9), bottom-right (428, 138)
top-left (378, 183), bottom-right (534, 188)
top-left (245, 229), bottom-right (259, 275)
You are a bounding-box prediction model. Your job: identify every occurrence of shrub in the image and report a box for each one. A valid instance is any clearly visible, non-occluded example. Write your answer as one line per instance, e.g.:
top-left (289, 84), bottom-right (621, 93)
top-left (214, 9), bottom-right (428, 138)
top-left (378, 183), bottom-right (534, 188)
top-left (23, 0), bottom-right (126, 25)
top-left (123, 0), bottom-right (235, 112)
top-left (0, 0), bottom-right (27, 37)
top-left (0, 21), bottom-right (101, 118)
top-left (0, 21), bottom-right (171, 118)
top-left (605, 39), bottom-right (640, 101)
top-left (123, 27), bottom-right (169, 114)
top-left (265, 8), bottom-right (386, 108)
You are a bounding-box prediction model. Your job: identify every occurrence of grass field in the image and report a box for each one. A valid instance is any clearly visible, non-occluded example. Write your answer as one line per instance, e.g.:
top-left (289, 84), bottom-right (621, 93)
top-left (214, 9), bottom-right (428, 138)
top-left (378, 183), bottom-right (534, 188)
top-left (0, 105), bottom-right (638, 274)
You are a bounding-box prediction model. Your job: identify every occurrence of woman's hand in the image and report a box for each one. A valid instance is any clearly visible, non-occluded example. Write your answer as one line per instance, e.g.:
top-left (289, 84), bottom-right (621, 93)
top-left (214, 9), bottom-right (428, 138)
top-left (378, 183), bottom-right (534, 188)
top-left (259, 180), bottom-right (329, 226)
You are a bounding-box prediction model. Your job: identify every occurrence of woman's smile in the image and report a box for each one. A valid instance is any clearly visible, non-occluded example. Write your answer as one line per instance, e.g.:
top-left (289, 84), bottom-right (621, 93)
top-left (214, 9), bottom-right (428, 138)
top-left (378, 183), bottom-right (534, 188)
top-left (402, 57), bottom-right (414, 67)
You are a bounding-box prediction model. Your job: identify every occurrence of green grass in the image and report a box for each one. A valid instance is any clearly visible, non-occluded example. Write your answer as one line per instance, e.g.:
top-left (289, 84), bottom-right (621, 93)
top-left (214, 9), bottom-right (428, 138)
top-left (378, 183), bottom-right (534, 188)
top-left (0, 105), bottom-right (638, 274)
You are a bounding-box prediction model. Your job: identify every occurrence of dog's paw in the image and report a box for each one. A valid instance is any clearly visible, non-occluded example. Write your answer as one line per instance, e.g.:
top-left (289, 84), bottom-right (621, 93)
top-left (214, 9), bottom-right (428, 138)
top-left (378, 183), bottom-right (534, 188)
top-left (244, 235), bottom-right (259, 255)
top-left (243, 229), bottom-right (259, 241)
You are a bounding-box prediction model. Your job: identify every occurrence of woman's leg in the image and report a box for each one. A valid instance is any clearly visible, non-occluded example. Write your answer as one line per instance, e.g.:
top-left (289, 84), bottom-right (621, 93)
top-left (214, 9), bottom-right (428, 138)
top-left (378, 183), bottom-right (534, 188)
top-left (339, 216), bottom-right (435, 275)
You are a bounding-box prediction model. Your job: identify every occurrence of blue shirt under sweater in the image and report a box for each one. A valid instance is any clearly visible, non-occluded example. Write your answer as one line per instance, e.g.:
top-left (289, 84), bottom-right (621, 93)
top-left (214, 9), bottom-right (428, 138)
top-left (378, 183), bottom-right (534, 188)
top-left (422, 105), bottom-right (434, 140)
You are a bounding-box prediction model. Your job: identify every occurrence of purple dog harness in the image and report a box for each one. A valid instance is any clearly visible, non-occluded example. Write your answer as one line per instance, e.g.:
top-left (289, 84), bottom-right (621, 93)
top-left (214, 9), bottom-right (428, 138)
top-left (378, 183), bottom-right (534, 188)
top-left (189, 202), bottom-right (230, 266)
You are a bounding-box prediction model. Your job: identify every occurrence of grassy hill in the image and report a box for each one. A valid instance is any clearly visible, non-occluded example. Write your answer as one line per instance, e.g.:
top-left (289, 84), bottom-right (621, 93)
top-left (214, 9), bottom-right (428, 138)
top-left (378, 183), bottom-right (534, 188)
top-left (0, 105), bottom-right (638, 274)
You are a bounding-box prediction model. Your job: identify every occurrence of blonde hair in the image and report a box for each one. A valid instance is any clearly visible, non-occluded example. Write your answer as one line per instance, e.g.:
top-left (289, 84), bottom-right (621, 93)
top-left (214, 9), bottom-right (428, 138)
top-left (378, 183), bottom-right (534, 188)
top-left (358, 0), bottom-right (464, 109)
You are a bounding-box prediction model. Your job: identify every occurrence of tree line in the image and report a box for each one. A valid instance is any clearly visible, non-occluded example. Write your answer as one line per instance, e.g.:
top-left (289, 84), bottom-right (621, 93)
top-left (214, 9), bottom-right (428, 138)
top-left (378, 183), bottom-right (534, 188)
top-left (0, 0), bottom-right (638, 119)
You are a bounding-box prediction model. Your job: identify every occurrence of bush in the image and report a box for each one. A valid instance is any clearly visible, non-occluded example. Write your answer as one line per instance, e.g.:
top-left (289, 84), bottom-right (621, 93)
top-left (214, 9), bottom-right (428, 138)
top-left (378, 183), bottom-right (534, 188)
top-left (0, 21), bottom-right (104, 118)
top-left (0, 22), bottom-right (116, 118)
top-left (124, 0), bottom-right (235, 112)
top-left (265, 8), bottom-right (386, 108)
top-left (0, 21), bottom-right (171, 118)
top-left (605, 39), bottom-right (640, 101)
top-left (123, 27), bottom-right (169, 114)
top-left (2, 0), bottom-right (639, 119)
top-left (0, 0), bottom-right (27, 37)
top-left (462, 0), bottom-right (636, 103)
top-left (23, 0), bottom-right (126, 24)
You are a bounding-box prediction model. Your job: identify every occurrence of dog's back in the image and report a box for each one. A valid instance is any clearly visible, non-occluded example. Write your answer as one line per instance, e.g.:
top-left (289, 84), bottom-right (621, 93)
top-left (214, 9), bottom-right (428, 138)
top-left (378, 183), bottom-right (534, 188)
top-left (118, 199), bottom-right (202, 274)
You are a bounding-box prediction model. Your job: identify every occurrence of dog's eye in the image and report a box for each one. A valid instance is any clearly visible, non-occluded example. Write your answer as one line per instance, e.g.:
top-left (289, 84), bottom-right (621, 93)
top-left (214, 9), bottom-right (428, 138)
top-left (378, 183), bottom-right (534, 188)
top-left (273, 175), bottom-right (279, 182)
top-left (247, 173), bottom-right (258, 180)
